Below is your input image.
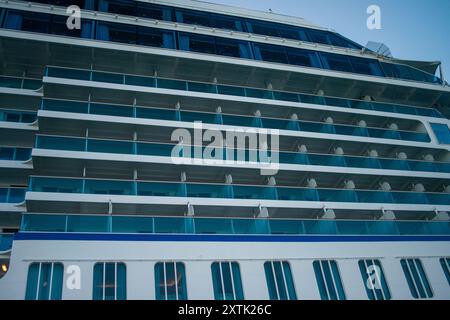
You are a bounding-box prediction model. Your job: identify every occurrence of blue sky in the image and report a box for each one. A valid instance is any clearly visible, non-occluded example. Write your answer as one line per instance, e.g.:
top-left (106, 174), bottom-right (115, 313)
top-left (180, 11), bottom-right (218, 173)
top-left (206, 0), bottom-right (450, 79)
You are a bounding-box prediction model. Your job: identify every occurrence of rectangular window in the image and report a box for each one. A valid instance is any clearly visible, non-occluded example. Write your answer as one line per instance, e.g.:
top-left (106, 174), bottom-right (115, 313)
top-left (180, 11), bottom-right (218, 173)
top-left (211, 262), bottom-right (244, 300)
top-left (210, 14), bottom-right (244, 32)
top-left (25, 262), bottom-right (64, 300)
top-left (279, 25), bottom-right (308, 41)
top-left (320, 53), bottom-right (353, 73)
top-left (137, 26), bottom-right (175, 49)
top-left (440, 258), bottom-right (450, 286)
top-left (306, 29), bottom-right (331, 46)
top-left (4, 10), bottom-right (51, 33)
top-left (215, 38), bottom-right (252, 59)
top-left (253, 43), bottom-right (288, 64)
top-left (264, 261), bottom-right (297, 300)
top-left (98, 0), bottom-right (137, 17)
top-left (23, 0), bottom-right (92, 9)
top-left (137, 2), bottom-right (173, 21)
top-left (246, 20), bottom-right (280, 37)
top-left (96, 22), bottom-right (137, 44)
top-left (431, 123), bottom-right (450, 145)
top-left (286, 47), bottom-right (322, 68)
top-left (178, 33), bottom-right (216, 55)
top-left (348, 56), bottom-right (384, 76)
top-left (313, 260), bottom-right (346, 300)
top-left (155, 262), bottom-right (187, 300)
top-left (93, 262), bottom-right (126, 300)
top-left (176, 9), bottom-right (210, 27)
top-left (358, 259), bottom-right (391, 300)
top-left (400, 258), bottom-right (433, 299)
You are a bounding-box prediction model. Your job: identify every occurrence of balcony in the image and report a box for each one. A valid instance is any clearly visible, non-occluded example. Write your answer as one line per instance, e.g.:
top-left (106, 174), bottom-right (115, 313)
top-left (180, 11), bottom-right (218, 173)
top-left (20, 214), bottom-right (450, 237)
top-left (0, 233), bottom-right (13, 252)
top-left (0, 109), bottom-right (37, 123)
top-left (0, 74), bottom-right (42, 90)
top-left (0, 147), bottom-right (32, 161)
top-left (40, 98), bottom-right (431, 143)
top-left (45, 66), bottom-right (443, 119)
top-left (35, 135), bottom-right (450, 175)
top-left (28, 177), bottom-right (450, 206)
top-left (0, 187), bottom-right (26, 204)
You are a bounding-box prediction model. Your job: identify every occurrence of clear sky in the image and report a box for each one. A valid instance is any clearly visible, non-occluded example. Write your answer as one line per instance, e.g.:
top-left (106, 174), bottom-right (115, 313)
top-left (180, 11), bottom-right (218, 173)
top-left (205, 0), bottom-right (450, 80)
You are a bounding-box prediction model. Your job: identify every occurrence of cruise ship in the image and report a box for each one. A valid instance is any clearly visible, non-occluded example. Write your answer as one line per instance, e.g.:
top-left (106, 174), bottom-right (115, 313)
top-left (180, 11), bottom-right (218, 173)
top-left (0, 0), bottom-right (449, 300)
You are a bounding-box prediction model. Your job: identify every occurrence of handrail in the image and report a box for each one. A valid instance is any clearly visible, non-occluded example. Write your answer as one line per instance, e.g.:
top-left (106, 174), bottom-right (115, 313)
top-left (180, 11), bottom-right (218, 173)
top-left (44, 66), bottom-right (444, 119)
top-left (27, 176), bottom-right (450, 206)
top-left (34, 135), bottom-right (450, 174)
top-left (19, 214), bottom-right (450, 236)
top-left (40, 98), bottom-right (432, 143)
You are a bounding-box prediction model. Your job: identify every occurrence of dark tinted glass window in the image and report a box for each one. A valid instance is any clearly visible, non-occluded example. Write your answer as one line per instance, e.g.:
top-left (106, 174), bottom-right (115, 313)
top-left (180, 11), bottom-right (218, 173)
top-left (98, 0), bottom-right (136, 16)
top-left (179, 33), bottom-right (216, 54)
top-left (21, 0), bottom-right (91, 9)
top-left (216, 38), bottom-right (252, 59)
top-left (176, 10), bottom-right (210, 27)
top-left (287, 47), bottom-right (322, 68)
top-left (246, 20), bottom-right (279, 37)
top-left (11, 10), bottom-right (50, 33)
top-left (210, 14), bottom-right (244, 31)
top-left (348, 56), bottom-right (384, 76)
top-left (278, 26), bottom-right (308, 41)
top-left (137, 2), bottom-right (173, 21)
top-left (137, 26), bottom-right (164, 47)
top-left (307, 29), bottom-right (330, 45)
top-left (96, 22), bottom-right (136, 44)
top-left (50, 15), bottom-right (82, 38)
top-left (254, 44), bottom-right (288, 64)
top-left (321, 53), bottom-right (353, 72)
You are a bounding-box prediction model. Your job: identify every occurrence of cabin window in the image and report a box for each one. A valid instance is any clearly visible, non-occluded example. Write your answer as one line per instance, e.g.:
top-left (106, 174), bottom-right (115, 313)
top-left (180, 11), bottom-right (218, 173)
top-left (211, 262), bottom-right (244, 300)
top-left (93, 262), bottom-right (127, 300)
top-left (264, 261), bottom-right (297, 300)
top-left (401, 258), bottom-right (433, 299)
top-left (25, 262), bottom-right (64, 300)
top-left (358, 259), bottom-right (391, 300)
top-left (155, 262), bottom-right (187, 300)
top-left (313, 260), bottom-right (346, 300)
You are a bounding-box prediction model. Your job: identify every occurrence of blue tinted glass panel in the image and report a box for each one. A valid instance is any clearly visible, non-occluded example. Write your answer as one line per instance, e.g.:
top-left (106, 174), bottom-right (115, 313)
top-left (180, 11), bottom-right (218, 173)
top-left (431, 123), bottom-right (450, 144)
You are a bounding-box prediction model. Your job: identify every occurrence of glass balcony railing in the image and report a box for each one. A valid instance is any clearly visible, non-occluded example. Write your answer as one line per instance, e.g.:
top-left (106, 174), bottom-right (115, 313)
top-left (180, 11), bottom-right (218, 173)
top-left (0, 187), bottom-right (27, 203)
top-left (0, 233), bottom-right (13, 252)
top-left (35, 135), bottom-right (450, 174)
top-left (0, 147), bottom-right (32, 161)
top-left (20, 214), bottom-right (450, 237)
top-left (0, 75), bottom-right (42, 90)
top-left (0, 109), bottom-right (37, 123)
top-left (40, 98), bottom-right (431, 143)
top-left (45, 66), bottom-right (443, 119)
top-left (28, 176), bottom-right (450, 205)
